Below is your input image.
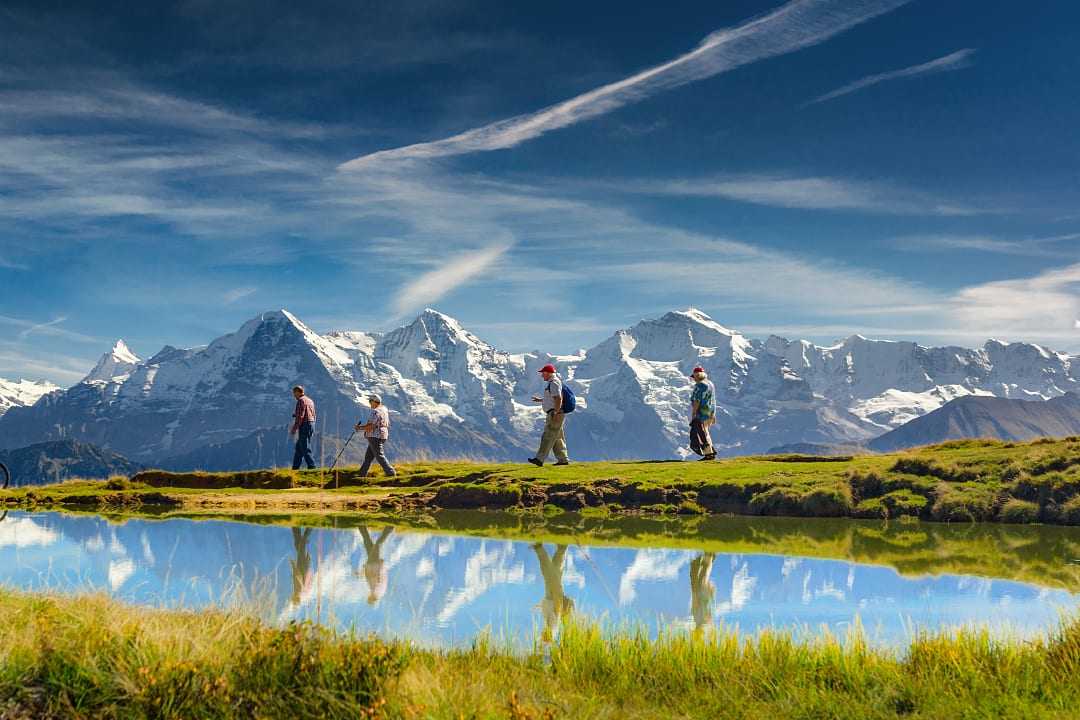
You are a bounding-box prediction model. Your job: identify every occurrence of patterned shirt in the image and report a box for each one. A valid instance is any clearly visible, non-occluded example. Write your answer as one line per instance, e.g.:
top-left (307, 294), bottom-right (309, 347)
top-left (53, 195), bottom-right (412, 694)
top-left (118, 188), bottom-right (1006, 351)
top-left (365, 405), bottom-right (390, 440)
top-left (691, 380), bottom-right (715, 422)
top-left (291, 395), bottom-right (316, 433)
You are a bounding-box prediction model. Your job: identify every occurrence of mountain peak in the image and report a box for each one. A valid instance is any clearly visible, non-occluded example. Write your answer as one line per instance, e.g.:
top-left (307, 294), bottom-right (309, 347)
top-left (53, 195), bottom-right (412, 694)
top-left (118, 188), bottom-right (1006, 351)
top-left (407, 308), bottom-right (486, 347)
top-left (418, 308), bottom-right (466, 331)
top-left (661, 308), bottom-right (738, 335)
top-left (83, 339), bottom-right (142, 384)
top-left (110, 339), bottom-right (139, 363)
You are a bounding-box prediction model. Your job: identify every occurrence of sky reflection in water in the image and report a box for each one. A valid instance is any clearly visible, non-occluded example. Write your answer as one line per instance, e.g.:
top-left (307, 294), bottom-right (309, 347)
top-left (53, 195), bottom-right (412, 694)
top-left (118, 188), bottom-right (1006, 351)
top-left (1, 511), bottom-right (1077, 649)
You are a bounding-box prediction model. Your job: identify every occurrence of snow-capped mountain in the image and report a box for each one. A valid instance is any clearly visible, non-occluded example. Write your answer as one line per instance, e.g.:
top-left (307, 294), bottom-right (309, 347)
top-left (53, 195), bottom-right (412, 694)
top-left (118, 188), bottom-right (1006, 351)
top-left (0, 378), bottom-right (59, 417)
top-left (83, 340), bottom-right (141, 384)
top-left (1, 307), bottom-right (1077, 465)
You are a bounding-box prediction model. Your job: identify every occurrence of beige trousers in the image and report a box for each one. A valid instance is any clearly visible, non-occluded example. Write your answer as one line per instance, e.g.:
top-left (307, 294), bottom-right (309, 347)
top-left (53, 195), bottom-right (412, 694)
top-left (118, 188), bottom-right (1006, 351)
top-left (536, 411), bottom-right (569, 463)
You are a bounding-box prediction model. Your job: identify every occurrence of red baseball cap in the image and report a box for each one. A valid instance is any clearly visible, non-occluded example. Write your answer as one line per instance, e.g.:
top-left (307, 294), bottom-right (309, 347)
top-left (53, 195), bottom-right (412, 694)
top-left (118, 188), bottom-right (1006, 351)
top-left (691, 366), bottom-right (705, 375)
top-left (538, 363), bottom-right (557, 374)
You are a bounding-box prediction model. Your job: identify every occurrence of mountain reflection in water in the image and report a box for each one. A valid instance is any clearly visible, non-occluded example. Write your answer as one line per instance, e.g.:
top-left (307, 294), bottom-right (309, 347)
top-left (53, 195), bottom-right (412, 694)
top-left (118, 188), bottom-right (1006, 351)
top-left (1, 511), bottom-right (1078, 649)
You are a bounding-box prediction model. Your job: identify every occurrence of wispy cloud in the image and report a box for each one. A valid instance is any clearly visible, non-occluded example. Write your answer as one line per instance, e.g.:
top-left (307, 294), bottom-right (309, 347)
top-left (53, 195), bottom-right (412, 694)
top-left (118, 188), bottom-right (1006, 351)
top-left (0, 314), bottom-right (99, 344)
top-left (16, 315), bottom-right (68, 341)
top-left (614, 174), bottom-right (981, 215)
top-left (0, 86), bottom-right (339, 138)
top-left (949, 262), bottom-right (1080, 342)
top-left (893, 233), bottom-right (1080, 257)
top-left (608, 239), bottom-right (939, 316)
top-left (391, 241), bottom-right (514, 316)
top-left (223, 286), bottom-right (258, 304)
top-left (805, 48), bottom-right (975, 106)
top-left (339, 0), bottom-right (911, 169)
top-left (0, 346), bottom-right (94, 384)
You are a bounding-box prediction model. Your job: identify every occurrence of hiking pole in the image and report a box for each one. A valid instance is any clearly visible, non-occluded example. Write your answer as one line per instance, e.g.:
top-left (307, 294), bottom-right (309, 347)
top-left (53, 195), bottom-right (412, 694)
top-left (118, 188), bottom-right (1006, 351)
top-left (328, 429), bottom-right (358, 488)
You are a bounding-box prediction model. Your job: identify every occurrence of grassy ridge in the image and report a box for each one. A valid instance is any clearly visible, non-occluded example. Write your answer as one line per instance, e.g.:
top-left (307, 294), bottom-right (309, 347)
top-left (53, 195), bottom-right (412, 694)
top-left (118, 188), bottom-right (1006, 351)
top-left (2, 590), bottom-right (1079, 719)
top-left (5, 437), bottom-right (1080, 524)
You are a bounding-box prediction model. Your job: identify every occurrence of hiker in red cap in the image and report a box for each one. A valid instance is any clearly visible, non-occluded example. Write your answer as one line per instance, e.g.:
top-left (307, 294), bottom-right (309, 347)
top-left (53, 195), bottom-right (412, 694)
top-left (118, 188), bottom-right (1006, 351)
top-left (528, 363), bottom-right (571, 466)
top-left (689, 366), bottom-right (717, 461)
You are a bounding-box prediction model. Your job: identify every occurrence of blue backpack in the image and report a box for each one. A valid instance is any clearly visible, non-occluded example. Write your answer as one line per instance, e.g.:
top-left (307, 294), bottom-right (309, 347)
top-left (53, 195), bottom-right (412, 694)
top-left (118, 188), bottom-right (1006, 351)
top-left (560, 383), bottom-right (577, 413)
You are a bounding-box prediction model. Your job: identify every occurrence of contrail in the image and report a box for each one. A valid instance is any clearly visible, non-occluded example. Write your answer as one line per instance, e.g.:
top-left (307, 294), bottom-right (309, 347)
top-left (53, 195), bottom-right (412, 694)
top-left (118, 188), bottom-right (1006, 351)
top-left (339, 0), bottom-right (912, 170)
top-left (805, 48), bottom-right (976, 106)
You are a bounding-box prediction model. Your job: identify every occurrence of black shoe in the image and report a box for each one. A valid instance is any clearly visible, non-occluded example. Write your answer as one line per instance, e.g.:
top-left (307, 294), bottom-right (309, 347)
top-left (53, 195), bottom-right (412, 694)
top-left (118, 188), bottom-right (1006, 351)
top-left (527, 458), bottom-right (543, 467)
top-left (554, 460), bottom-right (570, 466)
top-left (698, 454), bottom-right (716, 461)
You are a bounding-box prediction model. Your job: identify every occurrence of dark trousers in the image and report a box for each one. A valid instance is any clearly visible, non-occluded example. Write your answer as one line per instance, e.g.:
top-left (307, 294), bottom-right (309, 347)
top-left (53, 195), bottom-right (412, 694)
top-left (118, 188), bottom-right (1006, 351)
top-left (292, 421), bottom-right (316, 470)
top-left (359, 437), bottom-right (396, 477)
top-left (689, 419), bottom-right (714, 456)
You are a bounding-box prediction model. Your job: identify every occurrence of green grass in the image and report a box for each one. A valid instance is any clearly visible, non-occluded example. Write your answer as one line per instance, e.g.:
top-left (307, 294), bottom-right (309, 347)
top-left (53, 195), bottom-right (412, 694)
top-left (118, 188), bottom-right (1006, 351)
top-left (2, 589), bottom-right (1079, 719)
top-left (7, 437), bottom-right (1080, 524)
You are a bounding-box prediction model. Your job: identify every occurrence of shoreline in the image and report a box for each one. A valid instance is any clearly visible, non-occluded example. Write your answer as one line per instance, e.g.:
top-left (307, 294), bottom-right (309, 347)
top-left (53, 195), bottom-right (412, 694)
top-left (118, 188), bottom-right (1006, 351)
top-left (3, 437), bottom-right (1080, 525)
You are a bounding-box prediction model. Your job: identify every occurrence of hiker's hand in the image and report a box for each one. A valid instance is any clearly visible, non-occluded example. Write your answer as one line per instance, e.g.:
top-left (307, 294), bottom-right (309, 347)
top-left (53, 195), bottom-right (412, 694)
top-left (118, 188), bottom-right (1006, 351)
top-left (532, 395), bottom-right (542, 402)
top-left (354, 424), bottom-right (363, 432)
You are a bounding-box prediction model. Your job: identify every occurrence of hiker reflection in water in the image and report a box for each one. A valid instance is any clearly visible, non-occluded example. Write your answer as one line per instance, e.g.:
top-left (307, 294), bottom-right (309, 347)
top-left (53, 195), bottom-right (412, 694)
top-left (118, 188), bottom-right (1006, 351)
top-left (356, 525), bottom-right (393, 605)
top-left (289, 527), bottom-right (314, 607)
top-left (689, 552), bottom-right (716, 632)
top-left (532, 542), bottom-right (574, 642)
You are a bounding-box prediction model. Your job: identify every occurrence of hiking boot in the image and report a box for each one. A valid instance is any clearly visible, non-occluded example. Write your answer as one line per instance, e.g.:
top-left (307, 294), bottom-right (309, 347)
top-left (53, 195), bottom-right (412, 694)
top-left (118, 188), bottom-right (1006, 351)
top-left (527, 457), bottom-right (544, 467)
top-left (698, 453), bottom-right (716, 461)
top-left (554, 460), bottom-right (571, 466)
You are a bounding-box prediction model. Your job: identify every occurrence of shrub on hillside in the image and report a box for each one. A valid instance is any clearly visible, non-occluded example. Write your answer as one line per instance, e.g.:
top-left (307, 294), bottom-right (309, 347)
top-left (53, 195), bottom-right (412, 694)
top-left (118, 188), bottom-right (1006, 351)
top-left (998, 498), bottom-right (1039, 524)
top-left (747, 486), bottom-right (803, 516)
top-left (1059, 496), bottom-right (1080, 526)
top-left (889, 458), bottom-right (979, 482)
top-left (800, 485), bottom-right (852, 517)
top-left (103, 476), bottom-right (129, 491)
top-left (931, 484), bottom-right (998, 523)
top-left (848, 471), bottom-right (882, 500)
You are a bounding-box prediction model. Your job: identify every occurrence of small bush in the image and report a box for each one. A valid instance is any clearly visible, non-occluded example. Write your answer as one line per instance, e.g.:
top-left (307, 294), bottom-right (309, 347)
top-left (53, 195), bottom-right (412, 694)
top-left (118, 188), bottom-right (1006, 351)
top-left (1028, 455), bottom-right (1080, 476)
top-left (800, 485), bottom-right (851, 516)
top-left (677, 500), bottom-right (706, 515)
top-left (1060, 497), bottom-right (1080, 525)
top-left (848, 471), bottom-right (883, 500)
top-left (890, 457), bottom-right (941, 478)
top-left (889, 457), bottom-right (984, 482)
top-left (748, 486), bottom-right (803, 516)
top-left (931, 484), bottom-right (998, 522)
top-left (998, 498), bottom-right (1039, 524)
top-left (999, 464), bottom-right (1022, 483)
top-left (104, 476), bottom-right (130, 491)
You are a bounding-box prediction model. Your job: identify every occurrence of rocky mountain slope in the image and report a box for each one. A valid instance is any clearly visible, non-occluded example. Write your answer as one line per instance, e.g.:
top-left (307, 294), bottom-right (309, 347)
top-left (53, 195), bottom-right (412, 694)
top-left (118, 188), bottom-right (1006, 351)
top-left (0, 440), bottom-right (142, 486)
top-left (0, 308), bottom-right (1076, 466)
top-left (869, 394), bottom-right (1080, 452)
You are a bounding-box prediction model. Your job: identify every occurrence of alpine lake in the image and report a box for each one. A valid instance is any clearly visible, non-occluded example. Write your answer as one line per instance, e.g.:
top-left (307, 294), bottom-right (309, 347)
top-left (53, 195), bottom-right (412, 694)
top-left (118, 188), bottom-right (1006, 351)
top-left (3, 508), bottom-right (1079, 651)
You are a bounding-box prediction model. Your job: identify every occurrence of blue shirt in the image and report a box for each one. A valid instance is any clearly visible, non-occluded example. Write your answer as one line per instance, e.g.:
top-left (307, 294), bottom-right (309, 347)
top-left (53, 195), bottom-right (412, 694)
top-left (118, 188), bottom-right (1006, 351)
top-left (691, 380), bottom-right (715, 422)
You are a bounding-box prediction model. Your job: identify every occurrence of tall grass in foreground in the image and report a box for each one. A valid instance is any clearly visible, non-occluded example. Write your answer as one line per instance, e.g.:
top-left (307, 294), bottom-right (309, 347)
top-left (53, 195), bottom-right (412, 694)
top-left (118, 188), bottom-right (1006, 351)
top-left (2, 590), bottom-right (1079, 719)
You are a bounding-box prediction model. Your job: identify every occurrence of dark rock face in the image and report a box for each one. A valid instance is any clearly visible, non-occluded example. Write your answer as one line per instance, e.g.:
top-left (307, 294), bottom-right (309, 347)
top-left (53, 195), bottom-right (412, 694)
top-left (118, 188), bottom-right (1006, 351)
top-left (0, 440), bottom-right (142, 486)
top-left (869, 394), bottom-right (1080, 452)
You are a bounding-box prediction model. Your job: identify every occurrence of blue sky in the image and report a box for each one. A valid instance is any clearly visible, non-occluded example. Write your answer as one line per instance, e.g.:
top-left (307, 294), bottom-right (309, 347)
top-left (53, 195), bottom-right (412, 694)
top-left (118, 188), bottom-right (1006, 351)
top-left (1, 0), bottom-right (1078, 385)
